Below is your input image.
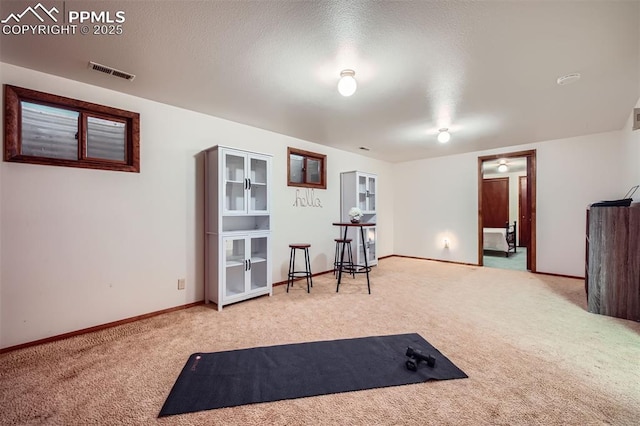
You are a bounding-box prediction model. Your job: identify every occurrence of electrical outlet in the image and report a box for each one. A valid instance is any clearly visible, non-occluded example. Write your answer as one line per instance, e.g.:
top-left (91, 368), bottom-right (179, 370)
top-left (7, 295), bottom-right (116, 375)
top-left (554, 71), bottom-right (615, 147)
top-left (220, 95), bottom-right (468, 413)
top-left (178, 278), bottom-right (186, 290)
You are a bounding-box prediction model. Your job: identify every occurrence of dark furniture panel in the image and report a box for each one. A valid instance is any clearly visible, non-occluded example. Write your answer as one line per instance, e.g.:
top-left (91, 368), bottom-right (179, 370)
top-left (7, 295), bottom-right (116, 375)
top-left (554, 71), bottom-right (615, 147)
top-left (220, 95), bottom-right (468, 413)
top-left (586, 204), bottom-right (640, 321)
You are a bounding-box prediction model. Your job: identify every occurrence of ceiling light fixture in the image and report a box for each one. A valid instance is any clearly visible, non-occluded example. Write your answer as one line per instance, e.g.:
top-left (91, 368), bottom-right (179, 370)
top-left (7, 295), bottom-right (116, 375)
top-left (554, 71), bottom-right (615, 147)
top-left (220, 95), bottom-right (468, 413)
top-left (338, 69), bottom-right (357, 97)
top-left (498, 159), bottom-right (508, 173)
top-left (437, 128), bottom-right (451, 143)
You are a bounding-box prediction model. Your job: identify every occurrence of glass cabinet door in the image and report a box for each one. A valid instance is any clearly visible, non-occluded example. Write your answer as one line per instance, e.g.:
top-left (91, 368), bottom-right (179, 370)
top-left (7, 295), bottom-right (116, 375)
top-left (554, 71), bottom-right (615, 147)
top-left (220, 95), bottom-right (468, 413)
top-left (358, 175), bottom-right (368, 211)
top-left (249, 235), bottom-right (269, 291)
top-left (223, 152), bottom-right (247, 214)
top-left (223, 237), bottom-right (247, 298)
top-left (249, 156), bottom-right (269, 214)
top-left (367, 176), bottom-right (376, 212)
top-left (366, 227), bottom-right (377, 264)
top-left (357, 174), bottom-right (376, 213)
top-left (355, 227), bottom-right (377, 266)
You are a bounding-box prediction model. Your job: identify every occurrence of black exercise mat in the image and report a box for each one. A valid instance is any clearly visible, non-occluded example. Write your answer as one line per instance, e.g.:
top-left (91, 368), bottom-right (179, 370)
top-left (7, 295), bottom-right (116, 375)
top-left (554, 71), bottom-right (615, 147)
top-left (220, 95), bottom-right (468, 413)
top-left (159, 333), bottom-right (467, 417)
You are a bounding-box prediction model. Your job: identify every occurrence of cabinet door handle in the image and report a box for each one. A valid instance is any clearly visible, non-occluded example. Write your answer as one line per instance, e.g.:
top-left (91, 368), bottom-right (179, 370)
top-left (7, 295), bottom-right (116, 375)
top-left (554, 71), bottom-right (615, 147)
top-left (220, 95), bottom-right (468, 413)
top-left (248, 259), bottom-right (252, 270)
top-left (244, 259), bottom-right (249, 271)
top-left (247, 179), bottom-right (252, 190)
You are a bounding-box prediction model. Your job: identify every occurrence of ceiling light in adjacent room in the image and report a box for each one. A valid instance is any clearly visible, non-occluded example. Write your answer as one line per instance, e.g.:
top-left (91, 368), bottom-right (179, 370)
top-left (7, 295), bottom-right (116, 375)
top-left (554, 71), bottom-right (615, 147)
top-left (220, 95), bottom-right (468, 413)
top-left (437, 128), bottom-right (451, 143)
top-left (498, 159), bottom-right (508, 173)
top-left (338, 69), bottom-right (357, 97)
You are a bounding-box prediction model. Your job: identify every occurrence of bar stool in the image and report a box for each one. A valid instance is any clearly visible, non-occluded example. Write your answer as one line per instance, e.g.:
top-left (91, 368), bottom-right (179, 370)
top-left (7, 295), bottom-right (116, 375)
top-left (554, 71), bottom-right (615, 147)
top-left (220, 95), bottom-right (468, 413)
top-left (287, 244), bottom-right (313, 293)
top-left (333, 238), bottom-right (355, 279)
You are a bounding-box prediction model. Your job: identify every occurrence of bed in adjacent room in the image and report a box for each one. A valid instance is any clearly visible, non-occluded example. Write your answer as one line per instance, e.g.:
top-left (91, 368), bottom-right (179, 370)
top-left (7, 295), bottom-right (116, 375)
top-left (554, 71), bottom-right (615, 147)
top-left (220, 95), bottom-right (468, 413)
top-left (483, 221), bottom-right (516, 257)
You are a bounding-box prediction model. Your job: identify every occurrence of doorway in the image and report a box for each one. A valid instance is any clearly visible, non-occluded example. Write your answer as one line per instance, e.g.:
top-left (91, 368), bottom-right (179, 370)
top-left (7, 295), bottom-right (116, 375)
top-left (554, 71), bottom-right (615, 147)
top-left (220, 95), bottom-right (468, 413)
top-left (478, 150), bottom-right (536, 272)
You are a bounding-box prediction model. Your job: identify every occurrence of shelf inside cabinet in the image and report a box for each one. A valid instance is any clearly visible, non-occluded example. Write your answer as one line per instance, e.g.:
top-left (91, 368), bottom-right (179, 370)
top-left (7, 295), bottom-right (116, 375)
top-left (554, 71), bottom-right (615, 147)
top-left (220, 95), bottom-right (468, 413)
top-left (251, 282), bottom-right (268, 290)
top-left (222, 216), bottom-right (270, 232)
top-left (226, 286), bottom-right (244, 296)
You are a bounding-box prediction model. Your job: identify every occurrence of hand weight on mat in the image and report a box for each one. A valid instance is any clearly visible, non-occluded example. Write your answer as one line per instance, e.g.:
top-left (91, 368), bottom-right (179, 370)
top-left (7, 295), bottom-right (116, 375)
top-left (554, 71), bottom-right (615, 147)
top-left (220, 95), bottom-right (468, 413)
top-left (405, 346), bottom-right (436, 371)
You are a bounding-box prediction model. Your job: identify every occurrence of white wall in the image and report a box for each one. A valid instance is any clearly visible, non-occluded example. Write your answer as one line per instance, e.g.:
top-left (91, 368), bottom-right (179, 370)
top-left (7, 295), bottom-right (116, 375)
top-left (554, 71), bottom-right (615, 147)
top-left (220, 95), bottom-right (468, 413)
top-left (535, 132), bottom-right (625, 275)
top-left (0, 63), bottom-right (393, 349)
top-left (393, 131), bottom-right (626, 277)
top-left (622, 97), bottom-right (640, 194)
top-left (393, 153), bottom-right (480, 264)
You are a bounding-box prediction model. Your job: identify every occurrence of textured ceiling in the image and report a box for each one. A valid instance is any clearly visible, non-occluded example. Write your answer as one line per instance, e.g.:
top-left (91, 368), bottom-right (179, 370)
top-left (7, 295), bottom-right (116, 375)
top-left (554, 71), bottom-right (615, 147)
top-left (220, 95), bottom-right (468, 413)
top-left (1, 1), bottom-right (639, 162)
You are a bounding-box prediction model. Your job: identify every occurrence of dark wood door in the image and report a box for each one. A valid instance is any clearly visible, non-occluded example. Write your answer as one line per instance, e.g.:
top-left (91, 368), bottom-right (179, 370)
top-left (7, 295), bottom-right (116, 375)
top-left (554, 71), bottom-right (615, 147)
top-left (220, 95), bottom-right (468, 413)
top-left (518, 175), bottom-right (530, 247)
top-left (482, 177), bottom-right (509, 228)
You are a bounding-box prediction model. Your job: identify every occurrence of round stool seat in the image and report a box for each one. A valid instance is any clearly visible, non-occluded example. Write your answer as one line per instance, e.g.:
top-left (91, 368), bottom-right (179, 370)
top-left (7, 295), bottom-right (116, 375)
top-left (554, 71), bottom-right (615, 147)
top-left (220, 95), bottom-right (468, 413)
top-left (289, 243), bottom-right (311, 249)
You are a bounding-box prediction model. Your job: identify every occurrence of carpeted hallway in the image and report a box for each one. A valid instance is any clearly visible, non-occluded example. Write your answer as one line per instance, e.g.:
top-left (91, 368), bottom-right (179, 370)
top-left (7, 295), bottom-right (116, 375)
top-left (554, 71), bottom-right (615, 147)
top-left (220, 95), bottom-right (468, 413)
top-left (483, 247), bottom-right (527, 271)
top-left (1, 257), bottom-right (638, 425)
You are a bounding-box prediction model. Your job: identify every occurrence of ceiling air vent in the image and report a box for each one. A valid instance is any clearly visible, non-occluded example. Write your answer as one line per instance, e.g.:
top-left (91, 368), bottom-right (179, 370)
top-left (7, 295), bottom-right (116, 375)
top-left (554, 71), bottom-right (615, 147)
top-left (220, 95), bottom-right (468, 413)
top-left (88, 61), bottom-right (135, 81)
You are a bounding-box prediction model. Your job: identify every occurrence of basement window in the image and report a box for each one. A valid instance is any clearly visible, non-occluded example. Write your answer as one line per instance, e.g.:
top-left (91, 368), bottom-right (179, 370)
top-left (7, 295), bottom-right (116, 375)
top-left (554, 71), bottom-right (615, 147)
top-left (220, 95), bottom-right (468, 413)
top-left (4, 85), bottom-right (140, 173)
top-left (287, 147), bottom-right (326, 189)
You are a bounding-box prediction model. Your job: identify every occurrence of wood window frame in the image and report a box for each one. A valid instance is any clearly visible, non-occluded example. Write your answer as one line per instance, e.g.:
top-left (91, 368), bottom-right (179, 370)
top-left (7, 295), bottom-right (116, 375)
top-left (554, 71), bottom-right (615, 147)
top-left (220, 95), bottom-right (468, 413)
top-left (287, 147), bottom-right (327, 189)
top-left (4, 85), bottom-right (140, 173)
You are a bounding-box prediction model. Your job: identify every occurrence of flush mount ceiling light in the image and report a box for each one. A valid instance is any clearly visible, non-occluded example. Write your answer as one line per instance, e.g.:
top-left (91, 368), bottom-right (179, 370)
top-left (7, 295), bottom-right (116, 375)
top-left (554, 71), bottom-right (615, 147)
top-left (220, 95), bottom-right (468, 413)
top-left (338, 69), bottom-right (357, 97)
top-left (437, 128), bottom-right (451, 143)
top-left (557, 73), bottom-right (581, 85)
top-left (498, 159), bottom-right (509, 173)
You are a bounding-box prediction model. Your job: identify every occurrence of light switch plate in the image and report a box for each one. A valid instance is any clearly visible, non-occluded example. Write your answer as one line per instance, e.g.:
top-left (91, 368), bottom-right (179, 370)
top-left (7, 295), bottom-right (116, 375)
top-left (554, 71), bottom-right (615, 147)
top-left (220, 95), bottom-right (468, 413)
top-left (633, 108), bottom-right (640, 131)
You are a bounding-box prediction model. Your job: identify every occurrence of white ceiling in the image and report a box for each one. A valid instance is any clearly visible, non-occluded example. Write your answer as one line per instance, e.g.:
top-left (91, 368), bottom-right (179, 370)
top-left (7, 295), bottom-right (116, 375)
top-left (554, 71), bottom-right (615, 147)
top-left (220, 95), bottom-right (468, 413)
top-left (1, 1), bottom-right (639, 162)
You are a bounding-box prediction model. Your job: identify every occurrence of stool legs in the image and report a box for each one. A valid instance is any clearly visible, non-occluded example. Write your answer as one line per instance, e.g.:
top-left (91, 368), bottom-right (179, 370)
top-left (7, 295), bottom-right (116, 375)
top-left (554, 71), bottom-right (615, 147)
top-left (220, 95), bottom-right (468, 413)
top-left (304, 247), bottom-right (313, 290)
top-left (334, 240), bottom-right (355, 279)
top-left (346, 243), bottom-right (354, 278)
top-left (287, 246), bottom-right (312, 293)
top-left (286, 247), bottom-right (295, 293)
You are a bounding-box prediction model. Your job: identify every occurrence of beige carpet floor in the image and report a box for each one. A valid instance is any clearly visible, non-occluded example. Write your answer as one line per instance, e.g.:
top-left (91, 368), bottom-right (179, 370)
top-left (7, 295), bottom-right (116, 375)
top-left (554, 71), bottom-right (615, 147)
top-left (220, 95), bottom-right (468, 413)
top-left (1, 257), bottom-right (639, 425)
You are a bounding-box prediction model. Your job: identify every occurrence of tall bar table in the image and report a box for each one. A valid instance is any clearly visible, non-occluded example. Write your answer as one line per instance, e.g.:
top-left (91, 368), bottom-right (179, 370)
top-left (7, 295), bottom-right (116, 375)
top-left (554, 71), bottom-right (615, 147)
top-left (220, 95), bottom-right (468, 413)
top-left (332, 222), bottom-right (375, 294)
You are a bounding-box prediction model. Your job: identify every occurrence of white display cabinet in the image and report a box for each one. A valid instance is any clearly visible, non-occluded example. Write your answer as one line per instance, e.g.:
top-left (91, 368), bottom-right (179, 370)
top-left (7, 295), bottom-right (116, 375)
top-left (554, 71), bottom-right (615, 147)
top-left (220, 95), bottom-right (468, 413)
top-left (204, 145), bottom-right (272, 310)
top-left (340, 171), bottom-right (378, 266)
